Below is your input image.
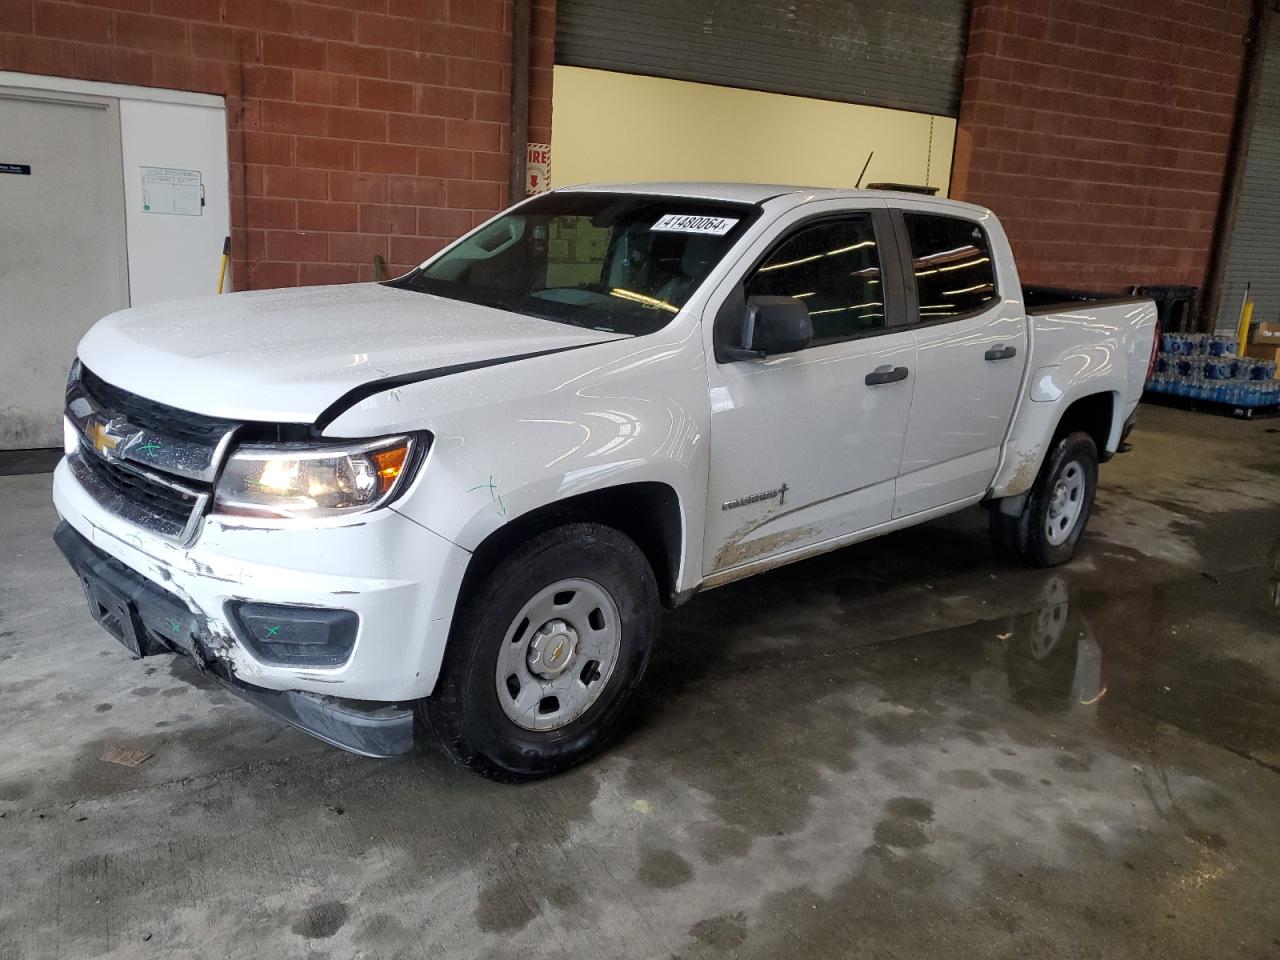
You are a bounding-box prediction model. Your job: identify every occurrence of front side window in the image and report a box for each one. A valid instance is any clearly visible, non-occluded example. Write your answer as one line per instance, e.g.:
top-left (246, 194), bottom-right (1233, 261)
top-left (745, 216), bottom-right (884, 347)
top-left (391, 193), bottom-right (759, 336)
top-left (903, 213), bottom-right (998, 321)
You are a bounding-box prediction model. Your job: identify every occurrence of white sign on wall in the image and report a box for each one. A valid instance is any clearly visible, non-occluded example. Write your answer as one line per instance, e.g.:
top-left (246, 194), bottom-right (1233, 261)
top-left (526, 143), bottom-right (550, 195)
top-left (140, 165), bottom-right (203, 216)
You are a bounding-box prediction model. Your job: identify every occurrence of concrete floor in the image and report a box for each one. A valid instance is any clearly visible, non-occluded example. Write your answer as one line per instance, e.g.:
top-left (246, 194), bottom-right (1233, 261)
top-left (1, 403), bottom-right (1278, 960)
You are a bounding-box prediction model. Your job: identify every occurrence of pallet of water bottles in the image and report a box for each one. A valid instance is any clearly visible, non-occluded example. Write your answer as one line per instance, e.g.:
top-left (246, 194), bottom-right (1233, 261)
top-left (1145, 333), bottom-right (1280, 415)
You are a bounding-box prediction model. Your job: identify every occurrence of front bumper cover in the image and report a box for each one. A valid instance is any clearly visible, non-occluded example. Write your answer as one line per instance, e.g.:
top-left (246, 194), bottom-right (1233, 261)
top-left (54, 521), bottom-right (414, 758)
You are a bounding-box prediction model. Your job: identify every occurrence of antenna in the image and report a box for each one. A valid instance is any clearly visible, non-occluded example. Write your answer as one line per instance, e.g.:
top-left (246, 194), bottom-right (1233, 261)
top-left (855, 151), bottom-right (874, 188)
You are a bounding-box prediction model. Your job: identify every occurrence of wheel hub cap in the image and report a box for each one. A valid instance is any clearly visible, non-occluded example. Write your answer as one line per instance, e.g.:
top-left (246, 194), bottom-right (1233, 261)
top-left (1045, 460), bottom-right (1086, 547)
top-left (1052, 483), bottom-right (1069, 511)
top-left (495, 578), bottom-right (623, 732)
top-left (527, 620), bottom-right (578, 678)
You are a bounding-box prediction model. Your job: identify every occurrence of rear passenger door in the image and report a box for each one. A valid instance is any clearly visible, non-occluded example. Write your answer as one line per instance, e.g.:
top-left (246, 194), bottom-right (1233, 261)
top-left (891, 207), bottom-right (1028, 518)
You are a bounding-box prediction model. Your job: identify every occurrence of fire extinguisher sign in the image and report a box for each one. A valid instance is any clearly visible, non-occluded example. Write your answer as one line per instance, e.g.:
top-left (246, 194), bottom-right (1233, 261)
top-left (526, 143), bottom-right (551, 195)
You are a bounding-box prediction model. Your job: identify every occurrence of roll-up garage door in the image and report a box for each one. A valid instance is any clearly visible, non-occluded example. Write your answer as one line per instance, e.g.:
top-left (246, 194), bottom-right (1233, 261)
top-left (554, 0), bottom-right (969, 118)
top-left (1217, 21), bottom-right (1280, 330)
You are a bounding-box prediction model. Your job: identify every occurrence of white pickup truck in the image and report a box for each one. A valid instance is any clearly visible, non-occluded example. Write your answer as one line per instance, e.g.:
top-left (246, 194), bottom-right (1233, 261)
top-left (53, 183), bottom-right (1158, 780)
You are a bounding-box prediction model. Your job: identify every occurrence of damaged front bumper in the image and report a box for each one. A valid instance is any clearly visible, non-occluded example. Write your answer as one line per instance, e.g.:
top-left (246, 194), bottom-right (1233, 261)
top-left (55, 521), bottom-right (415, 758)
top-left (51, 448), bottom-right (473, 758)
top-left (51, 455), bottom-right (470, 704)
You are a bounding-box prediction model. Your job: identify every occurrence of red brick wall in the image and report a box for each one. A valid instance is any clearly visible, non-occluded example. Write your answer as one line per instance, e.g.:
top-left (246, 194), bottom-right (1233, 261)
top-left (0, 0), bottom-right (555, 289)
top-left (951, 0), bottom-right (1250, 293)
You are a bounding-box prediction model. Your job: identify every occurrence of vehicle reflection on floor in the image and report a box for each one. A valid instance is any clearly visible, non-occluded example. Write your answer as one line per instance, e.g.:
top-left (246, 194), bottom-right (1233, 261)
top-left (998, 575), bottom-right (1104, 719)
top-left (655, 526), bottom-right (1280, 785)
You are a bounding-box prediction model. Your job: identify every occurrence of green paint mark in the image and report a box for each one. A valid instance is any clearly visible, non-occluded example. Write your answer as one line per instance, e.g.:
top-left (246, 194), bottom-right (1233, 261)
top-left (264, 625), bottom-right (280, 638)
top-left (139, 441), bottom-right (161, 455)
top-left (167, 619), bottom-right (182, 635)
top-left (467, 475), bottom-right (507, 517)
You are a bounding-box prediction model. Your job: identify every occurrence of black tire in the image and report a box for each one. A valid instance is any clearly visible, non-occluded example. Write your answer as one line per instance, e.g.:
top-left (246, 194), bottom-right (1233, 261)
top-left (989, 431), bottom-right (1099, 568)
top-left (419, 522), bottom-right (659, 782)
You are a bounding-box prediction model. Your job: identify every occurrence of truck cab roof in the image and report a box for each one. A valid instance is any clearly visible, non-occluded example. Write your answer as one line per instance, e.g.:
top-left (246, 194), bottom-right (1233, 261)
top-left (554, 181), bottom-right (993, 216)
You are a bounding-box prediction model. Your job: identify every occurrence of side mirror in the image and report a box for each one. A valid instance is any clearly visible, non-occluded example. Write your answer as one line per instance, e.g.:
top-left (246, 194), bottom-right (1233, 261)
top-left (732, 296), bottom-right (812, 359)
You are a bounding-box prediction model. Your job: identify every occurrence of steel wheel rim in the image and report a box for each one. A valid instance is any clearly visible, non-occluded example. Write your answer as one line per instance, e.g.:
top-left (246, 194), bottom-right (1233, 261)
top-left (1045, 459), bottom-right (1086, 547)
top-left (495, 577), bottom-right (622, 732)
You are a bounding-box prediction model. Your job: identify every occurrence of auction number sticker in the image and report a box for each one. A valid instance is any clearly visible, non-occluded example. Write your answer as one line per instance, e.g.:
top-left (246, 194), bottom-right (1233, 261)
top-left (651, 214), bottom-right (738, 236)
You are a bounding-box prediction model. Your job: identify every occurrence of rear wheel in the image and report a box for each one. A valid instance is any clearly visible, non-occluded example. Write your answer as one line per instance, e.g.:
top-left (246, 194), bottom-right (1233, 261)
top-left (990, 431), bottom-right (1099, 568)
top-left (420, 522), bottom-right (659, 782)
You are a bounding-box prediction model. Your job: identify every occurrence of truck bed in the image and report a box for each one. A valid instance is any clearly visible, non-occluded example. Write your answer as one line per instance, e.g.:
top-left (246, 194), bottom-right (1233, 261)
top-left (1022, 286), bottom-right (1151, 316)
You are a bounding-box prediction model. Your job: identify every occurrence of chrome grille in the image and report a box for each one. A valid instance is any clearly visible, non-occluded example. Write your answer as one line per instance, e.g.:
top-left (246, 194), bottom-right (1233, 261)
top-left (66, 364), bottom-right (239, 544)
top-left (77, 449), bottom-right (198, 533)
top-left (80, 367), bottom-right (235, 445)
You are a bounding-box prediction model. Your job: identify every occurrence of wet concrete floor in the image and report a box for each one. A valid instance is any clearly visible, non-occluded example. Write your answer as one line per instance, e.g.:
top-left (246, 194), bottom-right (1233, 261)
top-left (1, 403), bottom-right (1278, 959)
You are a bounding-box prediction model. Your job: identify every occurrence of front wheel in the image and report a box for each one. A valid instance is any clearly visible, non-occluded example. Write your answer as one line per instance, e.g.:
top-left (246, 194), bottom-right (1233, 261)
top-left (990, 431), bottom-right (1099, 568)
top-left (419, 522), bottom-right (659, 782)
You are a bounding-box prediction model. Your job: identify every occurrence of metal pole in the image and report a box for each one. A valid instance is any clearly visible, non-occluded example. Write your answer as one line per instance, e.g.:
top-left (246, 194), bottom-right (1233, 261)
top-left (508, 0), bottom-right (532, 206)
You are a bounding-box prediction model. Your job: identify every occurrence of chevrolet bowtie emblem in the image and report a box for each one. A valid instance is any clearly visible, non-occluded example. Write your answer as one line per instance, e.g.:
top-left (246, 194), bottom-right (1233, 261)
top-left (86, 417), bottom-right (129, 460)
top-left (88, 419), bottom-right (119, 456)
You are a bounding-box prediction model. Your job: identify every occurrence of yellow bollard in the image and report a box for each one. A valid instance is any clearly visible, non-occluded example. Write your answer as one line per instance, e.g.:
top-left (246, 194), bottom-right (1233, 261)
top-left (216, 236), bottom-right (230, 294)
top-left (1236, 284), bottom-right (1253, 356)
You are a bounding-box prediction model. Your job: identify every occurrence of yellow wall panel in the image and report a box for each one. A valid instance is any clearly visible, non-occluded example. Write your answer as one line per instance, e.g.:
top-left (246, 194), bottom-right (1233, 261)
top-left (550, 66), bottom-right (955, 196)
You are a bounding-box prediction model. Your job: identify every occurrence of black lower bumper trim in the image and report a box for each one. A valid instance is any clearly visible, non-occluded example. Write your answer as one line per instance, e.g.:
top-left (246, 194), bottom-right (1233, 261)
top-left (53, 521), bottom-right (414, 758)
top-left (219, 684), bottom-right (414, 758)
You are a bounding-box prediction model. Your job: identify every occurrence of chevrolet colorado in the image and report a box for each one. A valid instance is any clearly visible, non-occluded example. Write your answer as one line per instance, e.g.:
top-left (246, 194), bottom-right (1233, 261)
top-left (53, 183), bottom-right (1159, 780)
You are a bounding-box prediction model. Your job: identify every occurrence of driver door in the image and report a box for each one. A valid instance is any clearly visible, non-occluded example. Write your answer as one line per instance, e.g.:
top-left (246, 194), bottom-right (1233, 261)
top-left (702, 201), bottom-right (917, 577)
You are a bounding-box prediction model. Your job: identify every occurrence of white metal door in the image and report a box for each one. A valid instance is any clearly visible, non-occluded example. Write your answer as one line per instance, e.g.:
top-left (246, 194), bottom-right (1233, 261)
top-left (119, 98), bottom-right (231, 306)
top-left (702, 201), bottom-right (916, 576)
top-left (704, 332), bottom-right (917, 574)
top-left (894, 307), bottom-right (1026, 516)
top-left (892, 207), bottom-right (1028, 517)
top-left (0, 89), bottom-right (129, 449)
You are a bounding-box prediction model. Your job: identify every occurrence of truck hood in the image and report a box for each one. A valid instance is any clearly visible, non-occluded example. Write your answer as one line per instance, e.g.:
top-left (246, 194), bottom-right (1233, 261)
top-left (78, 283), bottom-right (625, 423)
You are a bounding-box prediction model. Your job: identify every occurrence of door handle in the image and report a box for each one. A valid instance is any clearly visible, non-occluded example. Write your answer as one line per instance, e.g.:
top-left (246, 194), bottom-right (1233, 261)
top-left (985, 344), bottom-right (1017, 361)
top-left (865, 365), bottom-right (909, 386)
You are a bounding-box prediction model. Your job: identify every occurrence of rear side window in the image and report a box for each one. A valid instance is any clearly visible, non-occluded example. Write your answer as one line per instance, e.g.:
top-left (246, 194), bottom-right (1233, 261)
top-left (745, 216), bottom-right (883, 346)
top-left (903, 214), bottom-right (998, 321)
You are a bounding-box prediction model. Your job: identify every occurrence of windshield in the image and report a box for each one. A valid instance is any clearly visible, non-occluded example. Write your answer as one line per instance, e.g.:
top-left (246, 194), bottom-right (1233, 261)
top-left (389, 192), bottom-right (760, 336)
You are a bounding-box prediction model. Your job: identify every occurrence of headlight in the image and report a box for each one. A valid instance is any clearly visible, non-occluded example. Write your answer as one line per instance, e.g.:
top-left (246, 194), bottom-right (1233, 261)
top-left (214, 435), bottom-right (418, 519)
